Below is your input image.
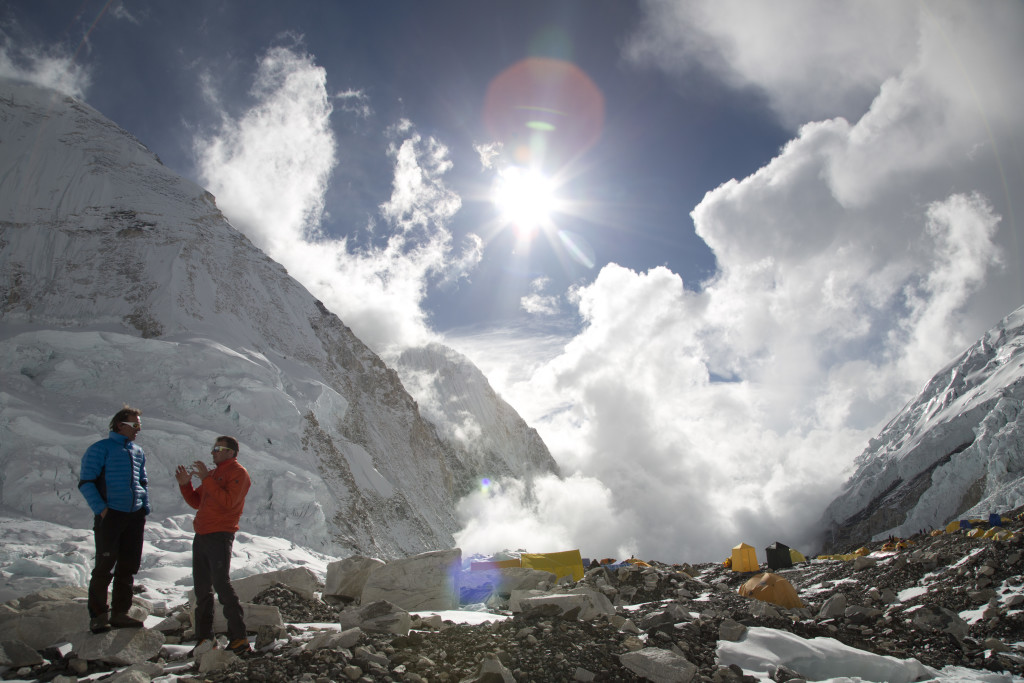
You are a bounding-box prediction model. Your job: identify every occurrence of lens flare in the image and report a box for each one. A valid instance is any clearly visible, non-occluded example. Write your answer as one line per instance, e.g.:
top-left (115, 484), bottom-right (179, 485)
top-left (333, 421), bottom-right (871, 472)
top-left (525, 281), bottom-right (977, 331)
top-left (492, 166), bottom-right (557, 235)
top-left (483, 57), bottom-right (604, 170)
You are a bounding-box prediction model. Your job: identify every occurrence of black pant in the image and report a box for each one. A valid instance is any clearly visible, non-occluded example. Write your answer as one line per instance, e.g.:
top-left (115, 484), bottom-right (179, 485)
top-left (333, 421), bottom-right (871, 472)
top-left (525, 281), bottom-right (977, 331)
top-left (193, 532), bottom-right (246, 641)
top-left (88, 508), bottom-right (146, 618)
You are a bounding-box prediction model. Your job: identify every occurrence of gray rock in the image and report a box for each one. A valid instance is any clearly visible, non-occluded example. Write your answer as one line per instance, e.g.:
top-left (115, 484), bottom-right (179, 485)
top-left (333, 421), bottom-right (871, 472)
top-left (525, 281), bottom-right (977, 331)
top-left (817, 593), bottom-right (848, 620)
top-left (218, 566), bottom-right (320, 603)
top-left (844, 605), bottom-right (882, 623)
top-left (908, 604), bottom-right (969, 640)
top-left (461, 652), bottom-right (515, 682)
top-left (0, 639), bottom-right (44, 667)
top-left (0, 599), bottom-right (89, 649)
top-left (512, 588), bottom-right (615, 620)
top-left (339, 600), bottom-right (411, 636)
top-left (308, 626), bottom-right (362, 651)
top-left (109, 662), bottom-right (164, 682)
top-left (620, 647), bottom-right (698, 683)
top-left (983, 637), bottom-right (1009, 652)
top-left (718, 618), bottom-right (747, 642)
top-left (324, 556), bottom-right (386, 602)
top-left (853, 556), bottom-right (877, 571)
top-left (750, 600), bottom-right (781, 620)
top-left (202, 601), bottom-right (282, 634)
top-left (198, 648), bottom-right (238, 673)
top-left (361, 549), bottom-right (461, 611)
top-left (71, 627), bottom-right (165, 665)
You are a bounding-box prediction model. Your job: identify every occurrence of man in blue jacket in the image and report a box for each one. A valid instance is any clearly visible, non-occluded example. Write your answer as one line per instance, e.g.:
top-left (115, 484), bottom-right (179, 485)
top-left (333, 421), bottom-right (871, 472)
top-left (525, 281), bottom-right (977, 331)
top-left (78, 406), bottom-right (150, 633)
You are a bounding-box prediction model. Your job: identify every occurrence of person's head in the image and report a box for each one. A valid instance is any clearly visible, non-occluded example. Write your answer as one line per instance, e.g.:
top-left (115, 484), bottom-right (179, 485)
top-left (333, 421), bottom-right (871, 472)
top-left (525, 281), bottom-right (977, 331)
top-left (110, 406), bottom-right (142, 439)
top-left (211, 436), bottom-right (239, 465)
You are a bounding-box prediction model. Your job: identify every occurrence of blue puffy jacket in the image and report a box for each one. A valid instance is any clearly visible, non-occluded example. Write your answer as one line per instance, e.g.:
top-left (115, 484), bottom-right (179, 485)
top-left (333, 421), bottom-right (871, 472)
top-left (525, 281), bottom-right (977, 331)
top-left (78, 432), bottom-right (150, 516)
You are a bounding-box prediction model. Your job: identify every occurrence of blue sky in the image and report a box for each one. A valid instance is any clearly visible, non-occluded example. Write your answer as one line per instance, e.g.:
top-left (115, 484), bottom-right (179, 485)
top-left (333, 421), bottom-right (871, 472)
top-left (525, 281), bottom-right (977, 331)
top-left (3, 1), bottom-right (1023, 560)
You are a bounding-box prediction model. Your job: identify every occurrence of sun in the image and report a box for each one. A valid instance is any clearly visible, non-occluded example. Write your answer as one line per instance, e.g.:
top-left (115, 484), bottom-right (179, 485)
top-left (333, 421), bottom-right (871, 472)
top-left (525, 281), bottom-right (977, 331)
top-left (491, 166), bottom-right (558, 238)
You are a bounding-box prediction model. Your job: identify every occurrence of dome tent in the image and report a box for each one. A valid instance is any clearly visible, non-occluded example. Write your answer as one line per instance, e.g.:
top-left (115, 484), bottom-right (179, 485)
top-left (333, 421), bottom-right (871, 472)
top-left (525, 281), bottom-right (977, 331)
top-left (738, 572), bottom-right (804, 609)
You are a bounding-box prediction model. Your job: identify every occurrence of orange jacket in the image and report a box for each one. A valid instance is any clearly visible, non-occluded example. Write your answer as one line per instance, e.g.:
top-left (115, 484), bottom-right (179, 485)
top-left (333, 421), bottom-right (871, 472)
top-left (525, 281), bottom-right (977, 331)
top-left (179, 457), bottom-right (251, 534)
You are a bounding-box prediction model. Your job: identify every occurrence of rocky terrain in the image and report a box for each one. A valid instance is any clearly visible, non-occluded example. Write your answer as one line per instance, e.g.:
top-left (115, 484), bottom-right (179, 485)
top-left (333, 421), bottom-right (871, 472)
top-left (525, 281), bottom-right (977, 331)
top-left (3, 509), bottom-right (1023, 683)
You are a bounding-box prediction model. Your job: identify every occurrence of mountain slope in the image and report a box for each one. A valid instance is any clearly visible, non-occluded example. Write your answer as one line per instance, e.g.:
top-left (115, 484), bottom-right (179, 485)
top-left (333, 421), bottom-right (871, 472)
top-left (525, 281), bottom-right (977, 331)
top-left (821, 305), bottom-right (1024, 550)
top-left (393, 342), bottom-right (558, 481)
top-left (0, 78), bottom-right (556, 558)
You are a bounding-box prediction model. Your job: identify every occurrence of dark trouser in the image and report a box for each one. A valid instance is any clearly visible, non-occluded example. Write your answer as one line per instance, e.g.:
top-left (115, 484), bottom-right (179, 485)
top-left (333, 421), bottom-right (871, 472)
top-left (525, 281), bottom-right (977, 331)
top-left (88, 508), bottom-right (146, 618)
top-left (193, 532), bottom-right (246, 641)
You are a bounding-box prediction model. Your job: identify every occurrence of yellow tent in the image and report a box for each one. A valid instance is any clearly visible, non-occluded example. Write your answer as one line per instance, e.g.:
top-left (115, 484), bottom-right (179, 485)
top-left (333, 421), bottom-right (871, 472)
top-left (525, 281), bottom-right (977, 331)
top-left (738, 572), bottom-right (804, 609)
top-left (730, 543), bottom-right (759, 572)
top-left (789, 548), bottom-right (807, 564)
top-left (854, 547), bottom-right (871, 556)
top-left (520, 550), bottom-right (584, 582)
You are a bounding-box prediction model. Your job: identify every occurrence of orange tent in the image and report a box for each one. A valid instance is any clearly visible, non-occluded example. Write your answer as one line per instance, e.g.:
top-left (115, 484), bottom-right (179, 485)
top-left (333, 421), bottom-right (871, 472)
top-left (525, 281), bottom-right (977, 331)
top-left (738, 572), bottom-right (804, 609)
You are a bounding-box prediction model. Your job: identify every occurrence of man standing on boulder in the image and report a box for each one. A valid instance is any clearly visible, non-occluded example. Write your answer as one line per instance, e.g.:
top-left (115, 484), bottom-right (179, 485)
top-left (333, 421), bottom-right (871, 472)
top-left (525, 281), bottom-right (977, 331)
top-left (175, 436), bottom-right (252, 655)
top-left (78, 405), bottom-right (150, 633)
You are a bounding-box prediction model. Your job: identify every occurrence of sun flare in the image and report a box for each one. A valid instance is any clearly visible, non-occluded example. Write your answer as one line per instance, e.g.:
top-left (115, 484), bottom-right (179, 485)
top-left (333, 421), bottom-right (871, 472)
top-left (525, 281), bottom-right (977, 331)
top-left (492, 166), bottom-right (557, 237)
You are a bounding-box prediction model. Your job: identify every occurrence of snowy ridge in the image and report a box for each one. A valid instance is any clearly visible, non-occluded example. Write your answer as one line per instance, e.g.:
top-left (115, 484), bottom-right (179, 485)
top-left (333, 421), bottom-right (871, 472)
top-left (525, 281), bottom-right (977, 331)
top-left (822, 305), bottom-right (1024, 548)
top-left (0, 77), bottom-right (555, 560)
top-left (393, 342), bottom-right (558, 480)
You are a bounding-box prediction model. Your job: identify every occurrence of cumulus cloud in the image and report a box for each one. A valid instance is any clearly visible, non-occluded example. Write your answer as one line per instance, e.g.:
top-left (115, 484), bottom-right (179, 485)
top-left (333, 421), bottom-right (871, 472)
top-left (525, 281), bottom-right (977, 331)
top-left (0, 36), bottom-right (91, 99)
top-left (194, 46), bottom-right (481, 353)
top-left (450, 2), bottom-right (1020, 562)
top-left (626, 0), bottom-right (919, 128)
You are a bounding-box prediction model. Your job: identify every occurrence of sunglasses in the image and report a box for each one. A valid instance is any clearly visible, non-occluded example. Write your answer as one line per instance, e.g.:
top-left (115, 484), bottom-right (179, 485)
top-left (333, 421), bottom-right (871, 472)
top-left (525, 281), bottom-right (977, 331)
top-left (120, 422), bottom-right (141, 430)
top-left (211, 446), bottom-right (234, 453)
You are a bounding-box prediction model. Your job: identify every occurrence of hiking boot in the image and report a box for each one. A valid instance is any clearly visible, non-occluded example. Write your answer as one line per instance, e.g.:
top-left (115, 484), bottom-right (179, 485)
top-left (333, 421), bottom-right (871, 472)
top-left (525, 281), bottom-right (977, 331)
top-left (89, 612), bottom-right (110, 634)
top-left (226, 638), bottom-right (252, 655)
top-left (189, 638), bottom-right (216, 657)
top-left (109, 612), bottom-right (144, 628)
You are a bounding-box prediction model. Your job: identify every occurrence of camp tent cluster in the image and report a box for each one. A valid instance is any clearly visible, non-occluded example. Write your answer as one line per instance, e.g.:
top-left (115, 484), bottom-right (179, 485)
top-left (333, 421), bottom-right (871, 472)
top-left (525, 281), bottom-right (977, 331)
top-left (469, 549), bottom-right (585, 582)
top-left (721, 542), bottom-right (808, 610)
top-left (718, 514), bottom-right (1020, 611)
top-left (935, 514), bottom-right (1018, 541)
top-left (724, 542), bottom-right (806, 572)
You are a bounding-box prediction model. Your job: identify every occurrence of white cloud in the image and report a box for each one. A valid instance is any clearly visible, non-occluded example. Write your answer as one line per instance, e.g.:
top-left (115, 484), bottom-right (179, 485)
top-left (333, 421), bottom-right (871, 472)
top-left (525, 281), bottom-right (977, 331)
top-left (520, 277), bottom-right (560, 316)
top-left (335, 88), bottom-right (372, 119)
top-left (474, 142), bottom-right (502, 170)
top-left (454, 474), bottom-right (641, 560)
top-left (626, 0), bottom-right (919, 127)
top-left (194, 47), bottom-right (481, 354)
top-left (110, 2), bottom-right (141, 25)
top-left (448, 2), bottom-right (1021, 563)
top-left (0, 37), bottom-right (91, 99)
top-left (196, 46), bottom-right (335, 252)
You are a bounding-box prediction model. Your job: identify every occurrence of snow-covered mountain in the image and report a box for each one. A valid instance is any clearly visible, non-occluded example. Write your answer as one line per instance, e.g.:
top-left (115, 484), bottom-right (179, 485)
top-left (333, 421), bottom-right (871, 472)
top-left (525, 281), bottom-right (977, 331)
top-left (821, 305), bottom-right (1024, 550)
top-left (0, 77), bottom-right (557, 559)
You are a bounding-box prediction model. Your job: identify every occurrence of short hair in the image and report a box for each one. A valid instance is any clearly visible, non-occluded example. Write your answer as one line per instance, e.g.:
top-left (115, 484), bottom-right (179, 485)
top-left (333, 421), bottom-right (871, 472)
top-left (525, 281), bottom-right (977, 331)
top-left (216, 436), bottom-right (240, 454)
top-left (109, 405), bottom-right (141, 432)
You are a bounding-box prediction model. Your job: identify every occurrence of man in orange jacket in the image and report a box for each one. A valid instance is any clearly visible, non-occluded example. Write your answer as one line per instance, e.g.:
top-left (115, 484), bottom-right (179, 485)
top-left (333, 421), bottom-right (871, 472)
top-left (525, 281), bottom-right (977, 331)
top-left (175, 436), bottom-right (252, 655)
